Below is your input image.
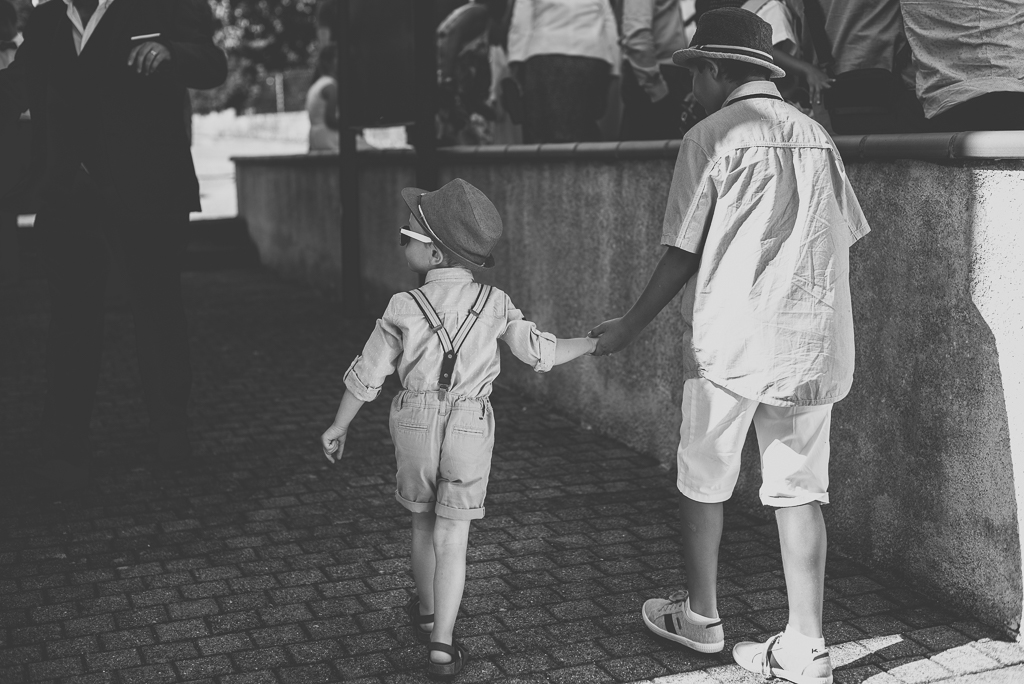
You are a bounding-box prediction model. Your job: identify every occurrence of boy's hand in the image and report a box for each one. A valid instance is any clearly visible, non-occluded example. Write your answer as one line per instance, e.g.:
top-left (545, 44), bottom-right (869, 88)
top-left (589, 318), bottom-right (632, 356)
top-left (321, 424), bottom-right (349, 464)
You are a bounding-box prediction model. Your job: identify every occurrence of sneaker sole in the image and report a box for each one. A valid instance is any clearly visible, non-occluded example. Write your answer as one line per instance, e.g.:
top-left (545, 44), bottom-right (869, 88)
top-left (642, 607), bottom-right (724, 653)
top-left (732, 644), bottom-right (833, 684)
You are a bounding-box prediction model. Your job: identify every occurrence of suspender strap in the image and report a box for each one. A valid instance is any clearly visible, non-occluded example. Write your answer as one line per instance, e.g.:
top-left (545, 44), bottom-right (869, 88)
top-left (409, 289), bottom-right (453, 352)
top-left (408, 284), bottom-right (493, 395)
top-left (451, 284), bottom-right (492, 353)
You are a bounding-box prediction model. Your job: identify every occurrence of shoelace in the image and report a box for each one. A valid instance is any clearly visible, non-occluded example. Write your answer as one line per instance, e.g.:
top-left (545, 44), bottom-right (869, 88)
top-left (666, 589), bottom-right (690, 606)
top-left (760, 633), bottom-right (785, 677)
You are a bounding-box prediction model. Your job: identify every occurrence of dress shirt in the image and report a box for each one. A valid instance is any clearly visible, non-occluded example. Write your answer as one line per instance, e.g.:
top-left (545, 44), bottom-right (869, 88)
top-left (901, 0), bottom-right (1024, 119)
top-left (344, 268), bottom-right (557, 403)
top-left (621, 0), bottom-right (687, 102)
top-left (508, 0), bottom-right (620, 72)
top-left (662, 81), bottom-right (870, 407)
top-left (63, 0), bottom-right (117, 54)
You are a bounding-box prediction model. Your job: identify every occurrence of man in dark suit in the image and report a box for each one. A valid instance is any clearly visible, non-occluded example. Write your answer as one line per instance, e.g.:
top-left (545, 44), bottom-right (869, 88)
top-left (0, 0), bottom-right (227, 491)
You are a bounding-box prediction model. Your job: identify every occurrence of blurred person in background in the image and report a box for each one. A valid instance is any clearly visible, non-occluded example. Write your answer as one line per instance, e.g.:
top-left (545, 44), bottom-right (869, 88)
top-left (0, 0), bottom-right (227, 493)
top-left (619, 0), bottom-right (690, 140)
top-left (307, 43), bottom-right (340, 152)
top-left (508, 0), bottom-right (620, 143)
top-left (813, 0), bottom-right (923, 134)
top-left (901, 0), bottom-right (1024, 132)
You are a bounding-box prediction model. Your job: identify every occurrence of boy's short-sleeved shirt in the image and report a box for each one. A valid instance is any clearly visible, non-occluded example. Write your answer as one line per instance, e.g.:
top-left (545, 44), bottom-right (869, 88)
top-left (344, 268), bottom-right (557, 403)
top-left (662, 81), bottom-right (870, 407)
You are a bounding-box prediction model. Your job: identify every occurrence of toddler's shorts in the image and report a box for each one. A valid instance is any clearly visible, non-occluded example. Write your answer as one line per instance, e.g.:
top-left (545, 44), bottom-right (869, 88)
top-left (390, 390), bottom-right (494, 520)
top-left (676, 378), bottom-right (832, 507)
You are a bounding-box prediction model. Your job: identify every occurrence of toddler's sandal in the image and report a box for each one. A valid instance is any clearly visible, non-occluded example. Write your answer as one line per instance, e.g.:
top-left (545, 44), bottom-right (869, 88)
top-left (404, 595), bottom-right (434, 643)
top-left (427, 640), bottom-right (467, 680)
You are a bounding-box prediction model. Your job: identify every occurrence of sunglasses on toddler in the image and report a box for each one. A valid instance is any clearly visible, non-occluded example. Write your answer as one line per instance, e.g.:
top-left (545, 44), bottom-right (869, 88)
top-left (400, 226), bottom-right (433, 247)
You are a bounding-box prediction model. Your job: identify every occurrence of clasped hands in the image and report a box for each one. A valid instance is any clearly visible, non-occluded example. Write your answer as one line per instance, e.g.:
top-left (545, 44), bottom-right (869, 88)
top-left (587, 316), bottom-right (633, 357)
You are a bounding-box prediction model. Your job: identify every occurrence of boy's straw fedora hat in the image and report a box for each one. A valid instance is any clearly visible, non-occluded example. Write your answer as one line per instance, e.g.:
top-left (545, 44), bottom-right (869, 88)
top-left (402, 178), bottom-right (502, 270)
top-left (672, 7), bottom-right (786, 79)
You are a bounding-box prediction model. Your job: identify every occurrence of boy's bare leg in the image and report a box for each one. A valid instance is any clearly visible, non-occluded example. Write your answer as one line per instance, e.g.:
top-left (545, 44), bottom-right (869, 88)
top-left (410, 511), bottom-right (437, 629)
top-left (679, 495), bottom-right (723, 617)
top-left (430, 517), bottom-right (472, 663)
top-left (775, 502), bottom-right (826, 638)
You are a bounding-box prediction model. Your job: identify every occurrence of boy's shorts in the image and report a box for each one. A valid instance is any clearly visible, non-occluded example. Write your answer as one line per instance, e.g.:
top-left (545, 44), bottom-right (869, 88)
top-left (676, 378), bottom-right (832, 507)
top-left (389, 390), bottom-right (495, 520)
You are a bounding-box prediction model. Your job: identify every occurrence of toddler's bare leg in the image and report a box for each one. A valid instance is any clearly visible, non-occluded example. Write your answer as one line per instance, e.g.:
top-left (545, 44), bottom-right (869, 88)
top-left (679, 495), bottom-right (723, 618)
top-left (776, 502), bottom-right (826, 638)
top-left (430, 517), bottom-right (472, 663)
top-left (410, 511), bottom-right (436, 627)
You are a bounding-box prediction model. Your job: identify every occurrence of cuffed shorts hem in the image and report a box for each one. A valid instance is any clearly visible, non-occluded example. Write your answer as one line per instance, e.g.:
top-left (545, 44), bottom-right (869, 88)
top-left (395, 491), bottom-right (434, 514)
top-left (760, 492), bottom-right (830, 508)
top-left (435, 502), bottom-right (485, 520)
top-left (676, 483), bottom-right (733, 504)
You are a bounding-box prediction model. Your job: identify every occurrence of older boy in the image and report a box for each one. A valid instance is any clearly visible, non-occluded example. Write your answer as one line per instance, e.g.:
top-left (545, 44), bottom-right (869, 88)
top-left (591, 8), bottom-right (869, 684)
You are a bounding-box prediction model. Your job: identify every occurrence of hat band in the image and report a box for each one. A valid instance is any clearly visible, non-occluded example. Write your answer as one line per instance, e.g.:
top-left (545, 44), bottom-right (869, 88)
top-left (416, 193), bottom-right (488, 269)
top-left (694, 44), bottom-right (775, 61)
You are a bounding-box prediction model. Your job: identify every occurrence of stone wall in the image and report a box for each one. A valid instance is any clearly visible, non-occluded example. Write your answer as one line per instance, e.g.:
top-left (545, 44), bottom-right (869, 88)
top-left (233, 145), bottom-right (1024, 636)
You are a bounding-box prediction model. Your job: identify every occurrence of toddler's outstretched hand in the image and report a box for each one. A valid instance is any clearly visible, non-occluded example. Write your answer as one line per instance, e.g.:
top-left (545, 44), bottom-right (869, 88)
top-left (321, 424), bottom-right (349, 464)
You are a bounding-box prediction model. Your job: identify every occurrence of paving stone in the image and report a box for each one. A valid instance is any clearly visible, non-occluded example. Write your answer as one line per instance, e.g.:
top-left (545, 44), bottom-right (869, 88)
top-left (142, 641), bottom-right (201, 664)
top-left (927, 644), bottom-right (1002, 676)
top-left (881, 656), bottom-right (955, 683)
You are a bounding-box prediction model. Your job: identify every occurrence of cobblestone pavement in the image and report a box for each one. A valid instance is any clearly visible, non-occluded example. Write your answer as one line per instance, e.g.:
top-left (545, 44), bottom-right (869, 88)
top-left (2, 268), bottom-right (1022, 684)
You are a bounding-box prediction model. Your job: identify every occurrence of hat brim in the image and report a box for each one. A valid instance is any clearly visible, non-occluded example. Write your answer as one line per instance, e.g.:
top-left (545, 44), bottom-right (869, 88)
top-left (401, 186), bottom-right (495, 270)
top-left (671, 48), bottom-right (786, 79)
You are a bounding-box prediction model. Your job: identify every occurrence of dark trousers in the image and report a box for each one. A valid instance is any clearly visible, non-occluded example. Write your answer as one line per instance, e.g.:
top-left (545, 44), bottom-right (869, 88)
top-left (39, 170), bottom-right (191, 463)
top-left (521, 54), bottom-right (611, 144)
top-left (928, 92), bottom-right (1024, 132)
top-left (620, 62), bottom-right (692, 141)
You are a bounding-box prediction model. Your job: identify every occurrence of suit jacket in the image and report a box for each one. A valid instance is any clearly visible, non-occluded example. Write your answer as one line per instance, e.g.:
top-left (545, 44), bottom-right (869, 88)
top-left (0, 0), bottom-right (227, 213)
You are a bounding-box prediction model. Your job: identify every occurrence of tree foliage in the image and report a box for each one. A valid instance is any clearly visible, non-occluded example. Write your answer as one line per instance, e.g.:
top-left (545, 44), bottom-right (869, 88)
top-left (197, 0), bottom-right (320, 113)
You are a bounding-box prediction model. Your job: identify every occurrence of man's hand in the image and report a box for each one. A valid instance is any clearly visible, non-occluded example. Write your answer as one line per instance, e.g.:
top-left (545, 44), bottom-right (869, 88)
top-left (589, 318), bottom-right (634, 357)
top-left (128, 41), bottom-right (171, 76)
top-left (321, 424), bottom-right (349, 464)
top-left (804, 65), bottom-right (834, 106)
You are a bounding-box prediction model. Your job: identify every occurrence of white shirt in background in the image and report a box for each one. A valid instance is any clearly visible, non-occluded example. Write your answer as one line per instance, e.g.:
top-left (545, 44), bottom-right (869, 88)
top-left (508, 0), bottom-right (620, 73)
top-left (901, 0), bottom-right (1024, 119)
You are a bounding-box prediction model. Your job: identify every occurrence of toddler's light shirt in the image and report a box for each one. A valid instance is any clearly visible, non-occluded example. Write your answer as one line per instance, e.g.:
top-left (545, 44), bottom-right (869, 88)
top-left (344, 268), bottom-right (556, 402)
top-left (662, 81), bottom-right (870, 407)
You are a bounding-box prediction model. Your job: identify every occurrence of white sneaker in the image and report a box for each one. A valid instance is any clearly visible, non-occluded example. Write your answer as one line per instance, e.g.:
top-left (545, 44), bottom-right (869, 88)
top-left (641, 589), bottom-right (724, 653)
top-left (733, 633), bottom-right (833, 684)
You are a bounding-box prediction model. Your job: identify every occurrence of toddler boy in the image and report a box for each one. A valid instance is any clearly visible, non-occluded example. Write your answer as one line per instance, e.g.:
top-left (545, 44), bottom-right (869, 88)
top-left (591, 8), bottom-right (869, 684)
top-left (321, 178), bottom-right (596, 679)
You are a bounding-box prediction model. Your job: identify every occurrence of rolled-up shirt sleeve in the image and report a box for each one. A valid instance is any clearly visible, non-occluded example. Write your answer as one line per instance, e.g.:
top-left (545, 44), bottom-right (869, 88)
top-left (499, 300), bottom-right (557, 373)
top-left (342, 298), bottom-right (404, 401)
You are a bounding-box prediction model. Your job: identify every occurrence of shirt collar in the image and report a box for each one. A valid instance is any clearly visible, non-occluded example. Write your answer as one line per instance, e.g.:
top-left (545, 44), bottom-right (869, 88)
top-left (424, 268), bottom-right (476, 284)
top-left (722, 80), bottom-right (782, 107)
